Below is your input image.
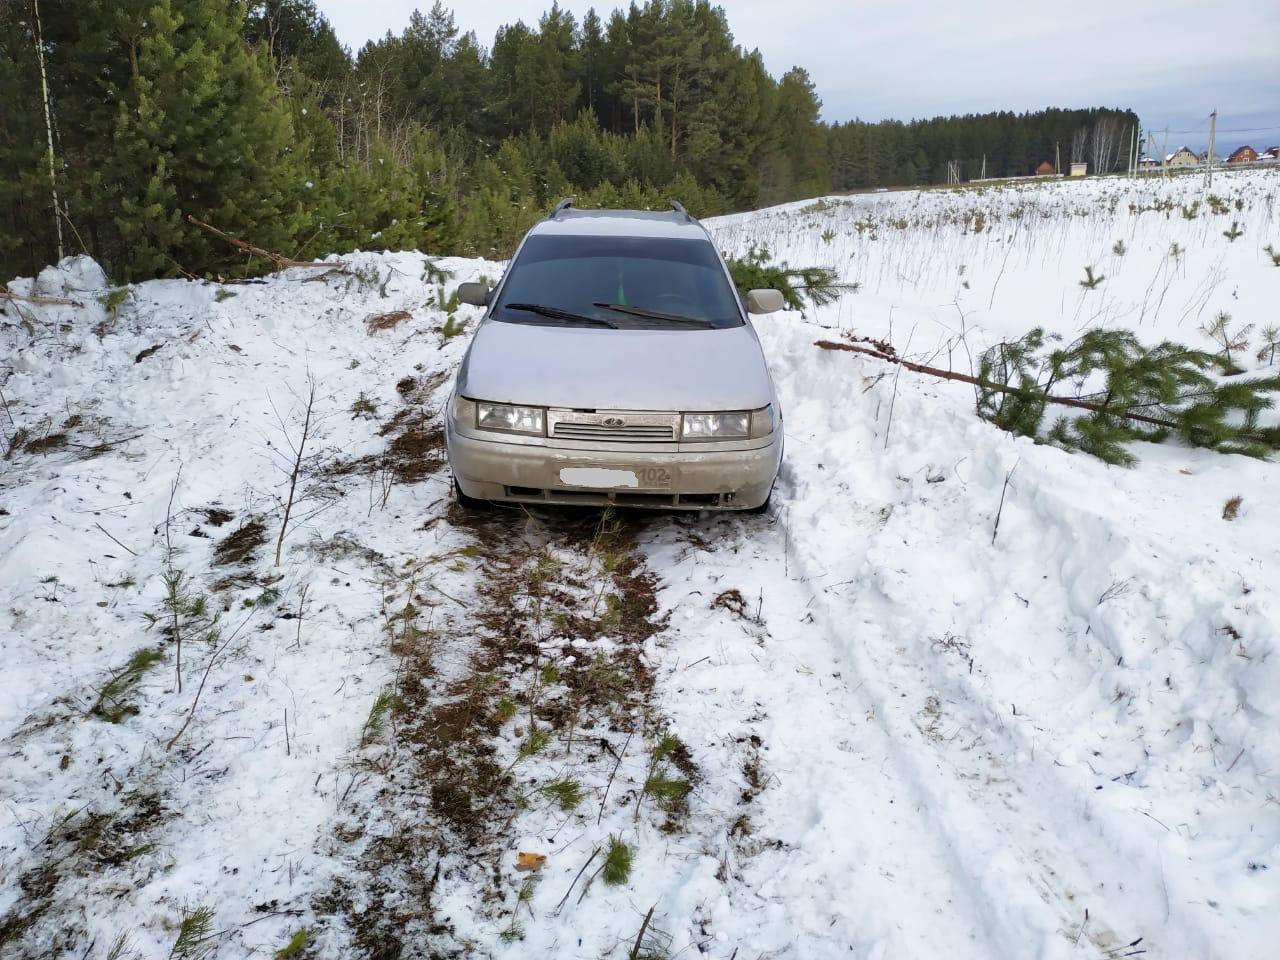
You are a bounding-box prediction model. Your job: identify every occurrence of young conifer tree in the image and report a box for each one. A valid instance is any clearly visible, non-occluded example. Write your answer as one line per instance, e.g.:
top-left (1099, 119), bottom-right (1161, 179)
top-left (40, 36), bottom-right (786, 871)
top-left (113, 0), bottom-right (315, 277)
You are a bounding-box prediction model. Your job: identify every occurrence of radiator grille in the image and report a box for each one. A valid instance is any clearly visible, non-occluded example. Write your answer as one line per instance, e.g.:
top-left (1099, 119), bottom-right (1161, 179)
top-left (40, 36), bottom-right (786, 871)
top-left (548, 410), bottom-right (678, 443)
top-left (552, 421), bottom-right (675, 442)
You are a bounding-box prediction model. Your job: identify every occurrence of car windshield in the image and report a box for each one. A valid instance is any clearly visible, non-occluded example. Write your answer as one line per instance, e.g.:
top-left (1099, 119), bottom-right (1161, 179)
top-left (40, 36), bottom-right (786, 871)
top-left (491, 234), bottom-right (743, 329)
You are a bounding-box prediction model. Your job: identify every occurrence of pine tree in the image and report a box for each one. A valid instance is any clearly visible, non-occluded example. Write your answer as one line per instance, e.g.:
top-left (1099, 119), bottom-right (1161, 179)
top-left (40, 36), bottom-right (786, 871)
top-left (38, 0), bottom-right (316, 279)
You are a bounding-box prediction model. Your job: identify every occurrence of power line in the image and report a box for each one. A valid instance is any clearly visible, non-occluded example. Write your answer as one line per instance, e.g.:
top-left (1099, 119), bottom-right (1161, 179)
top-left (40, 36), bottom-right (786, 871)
top-left (1159, 125), bottom-right (1280, 135)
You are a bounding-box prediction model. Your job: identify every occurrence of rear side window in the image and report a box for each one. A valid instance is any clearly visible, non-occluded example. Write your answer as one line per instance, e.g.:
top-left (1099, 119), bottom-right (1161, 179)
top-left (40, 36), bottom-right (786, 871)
top-left (493, 234), bottom-right (743, 329)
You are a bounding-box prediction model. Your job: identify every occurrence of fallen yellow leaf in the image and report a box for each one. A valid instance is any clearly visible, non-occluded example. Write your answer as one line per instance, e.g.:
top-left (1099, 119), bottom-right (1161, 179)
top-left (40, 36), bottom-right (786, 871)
top-left (515, 852), bottom-right (546, 872)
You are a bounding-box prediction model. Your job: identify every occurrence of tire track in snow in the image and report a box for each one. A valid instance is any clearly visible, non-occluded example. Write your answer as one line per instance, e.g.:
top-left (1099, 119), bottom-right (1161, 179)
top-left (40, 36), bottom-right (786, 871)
top-left (641, 508), bottom-right (1014, 958)
top-left (727, 318), bottom-right (1273, 958)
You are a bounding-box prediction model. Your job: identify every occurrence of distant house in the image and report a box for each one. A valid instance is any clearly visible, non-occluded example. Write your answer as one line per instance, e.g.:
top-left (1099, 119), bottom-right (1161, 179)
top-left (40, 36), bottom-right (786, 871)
top-left (1166, 146), bottom-right (1199, 168)
top-left (1227, 146), bottom-right (1257, 164)
top-left (1035, 160), bottom-right (1055, 176)
top-left (1138, 156), bottom-right (1160, 170)
top-left (1260, 146), bottom-right (1280, 161)
top-left (1069, 162), bottom-right (1087, 177)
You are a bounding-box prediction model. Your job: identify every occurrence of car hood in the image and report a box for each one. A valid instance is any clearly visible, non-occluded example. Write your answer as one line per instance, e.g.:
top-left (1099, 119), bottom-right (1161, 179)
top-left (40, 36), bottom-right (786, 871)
top-left (456, 320), bottom-right (775, 411)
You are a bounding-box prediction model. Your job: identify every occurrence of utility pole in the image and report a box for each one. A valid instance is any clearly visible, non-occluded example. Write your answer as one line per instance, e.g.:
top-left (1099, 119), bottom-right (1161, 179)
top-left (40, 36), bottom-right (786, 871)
top-left (33, 0), bottom-right (65, 263)
top-left (981, 154), bottom-right (986, 180)
top-left (1055, 141), bottom-right (1060, 175)
top-left (1162, 127), bottom-right (1169, 180)
top-left (1204, 109), bottom-right (1217, 189)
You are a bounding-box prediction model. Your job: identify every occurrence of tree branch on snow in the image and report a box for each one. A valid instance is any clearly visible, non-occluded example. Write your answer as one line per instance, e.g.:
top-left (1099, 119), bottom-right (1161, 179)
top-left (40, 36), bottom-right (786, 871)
top-left (185, 215), bottom-right (347, 271)
top-left (817, 329), bottom-right (1280, 465)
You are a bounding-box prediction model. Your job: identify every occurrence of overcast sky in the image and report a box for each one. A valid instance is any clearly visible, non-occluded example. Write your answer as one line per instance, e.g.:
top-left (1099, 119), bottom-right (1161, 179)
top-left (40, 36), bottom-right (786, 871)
top-left (315, 0), bottom-right (1280, 151)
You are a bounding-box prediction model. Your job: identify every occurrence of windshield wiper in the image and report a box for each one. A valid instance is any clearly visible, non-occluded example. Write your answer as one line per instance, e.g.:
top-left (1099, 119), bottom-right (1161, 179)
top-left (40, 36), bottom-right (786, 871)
top-left (592, 303), bottom-right (717, 328)
top-left (503, 303), bottom-right (618, 328)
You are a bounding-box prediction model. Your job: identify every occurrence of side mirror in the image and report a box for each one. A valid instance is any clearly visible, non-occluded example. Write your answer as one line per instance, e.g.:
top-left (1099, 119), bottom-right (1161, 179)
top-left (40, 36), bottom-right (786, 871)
top-left (746, 288), bottom-right (785, 314)
top-left (457, 281), bottom-right (491, 307)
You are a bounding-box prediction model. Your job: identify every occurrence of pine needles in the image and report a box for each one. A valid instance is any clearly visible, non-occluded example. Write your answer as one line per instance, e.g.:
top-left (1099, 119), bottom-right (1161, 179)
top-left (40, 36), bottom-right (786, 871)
top-left (169, 904), bottom-right (214, 959)
top-left (360, 690), bottom-right (404, 745)
top-left (975, 327), bottom-right (1280, 465)
top-left (602, 835), bottom-right (633, 885)
top-left (726, 246), bottom-right (851, 310)
top-left (89, 647), bottom-right (166, 723)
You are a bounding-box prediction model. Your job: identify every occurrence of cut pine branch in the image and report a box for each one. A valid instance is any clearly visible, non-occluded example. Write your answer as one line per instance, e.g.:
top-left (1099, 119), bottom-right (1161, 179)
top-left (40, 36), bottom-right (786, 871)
top-left (185, 215), bottom-right (346, 271)
top-left (814, 339), bottom-right (1181, 430)
top-left (816, 334), bottom-right (1280, 465)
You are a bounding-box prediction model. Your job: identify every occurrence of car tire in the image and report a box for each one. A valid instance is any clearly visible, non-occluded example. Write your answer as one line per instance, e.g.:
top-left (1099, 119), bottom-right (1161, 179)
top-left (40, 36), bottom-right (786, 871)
top-left (453, 477), bottom-right (490, 511)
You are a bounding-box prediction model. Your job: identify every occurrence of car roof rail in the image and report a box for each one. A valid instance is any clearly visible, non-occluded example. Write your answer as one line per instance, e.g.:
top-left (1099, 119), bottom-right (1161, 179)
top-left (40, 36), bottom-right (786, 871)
top-left (669, 199), bottom-right (693, 222)
top-left (549, 197), bottom-right (574, 219)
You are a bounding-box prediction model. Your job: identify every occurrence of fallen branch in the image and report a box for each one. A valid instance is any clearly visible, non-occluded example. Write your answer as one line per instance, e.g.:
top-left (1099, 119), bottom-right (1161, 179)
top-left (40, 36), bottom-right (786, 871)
top-left (628, 905), bottom-right (657, 960)
top-left (815, 339), bottom-right (1181, 431)
top-left (0, 289), bottom-right (79, 307)
top-left (93, 521), bottom-right (138, 557)
top-left (185, 215), bottom-right (346, 271)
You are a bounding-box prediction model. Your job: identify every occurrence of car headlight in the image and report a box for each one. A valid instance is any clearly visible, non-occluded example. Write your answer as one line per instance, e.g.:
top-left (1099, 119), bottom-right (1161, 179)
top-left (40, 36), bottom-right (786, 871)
top-left (475, 401), bottom-right (545, 436)
top-left (681, 406), bottom-right (775, 442)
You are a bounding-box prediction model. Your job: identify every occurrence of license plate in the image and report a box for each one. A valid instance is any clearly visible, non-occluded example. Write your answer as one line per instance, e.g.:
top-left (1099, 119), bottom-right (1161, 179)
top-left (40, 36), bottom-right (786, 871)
top-left (558, 466), bottom-right (673, 489)
top-left (559, 467), bottom-right (638, 488)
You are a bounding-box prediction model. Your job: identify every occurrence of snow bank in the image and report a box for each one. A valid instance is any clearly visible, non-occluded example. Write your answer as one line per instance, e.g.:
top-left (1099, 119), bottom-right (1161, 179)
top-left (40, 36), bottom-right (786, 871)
top-left (2, 169), bottom-right (1277, 958)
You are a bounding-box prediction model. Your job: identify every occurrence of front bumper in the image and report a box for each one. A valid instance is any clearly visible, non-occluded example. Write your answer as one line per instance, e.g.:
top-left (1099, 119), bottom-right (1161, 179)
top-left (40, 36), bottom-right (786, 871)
top-left (445, 417), bottom-right (782, 510)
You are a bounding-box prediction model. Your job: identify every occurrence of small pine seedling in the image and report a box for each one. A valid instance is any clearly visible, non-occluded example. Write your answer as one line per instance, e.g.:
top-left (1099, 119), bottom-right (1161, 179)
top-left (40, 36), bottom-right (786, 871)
top-left (361, 690), bottom-right (403, 744)
top-left (1111, 239), bottom-right (1126, 256)
top-left (1200, 311), bottom-right (1253, 371)
top-left (1263, 245), bottom-right (1280, 267)
top-left (214, 289), bottom-right (237, 302)
top-left (1223, 221), bottom-right (1243, 242)
top-left (1256, 325), bottom-right (1280, 365)
top-left (106, 932), bottom-right (140, 960)
top-left (441, 315), bottom-right (465, 338)
top-left (538, 778), bottom-right (584, 811)
top-left (350, 392), bottom-right (379, 419)
top-left (499, 877), bottom-right (537, 942)
top-left (244, 587), bottom-right (281, 609)
top-left (1079, 265), bottom-right (1105, 290)
top-left (274, 929), bottom-right (310, 958)
top-left (494, 696), bottom-right (518, 723)
top-left (518, 728), bottom-right (551, 759)
top-left (98, 288), bottom-right (129, 318)
top-left (602, 835), bottom-right (633, 886)
top-left (820, 227), bottom-right (836, 244)
top-left (169, 904), bottom-right (215, 959)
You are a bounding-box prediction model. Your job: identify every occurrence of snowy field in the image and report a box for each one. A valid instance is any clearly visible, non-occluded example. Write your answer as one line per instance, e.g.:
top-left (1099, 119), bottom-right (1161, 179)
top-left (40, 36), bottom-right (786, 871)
top-left (2, 168), bottom-right (1278, 959)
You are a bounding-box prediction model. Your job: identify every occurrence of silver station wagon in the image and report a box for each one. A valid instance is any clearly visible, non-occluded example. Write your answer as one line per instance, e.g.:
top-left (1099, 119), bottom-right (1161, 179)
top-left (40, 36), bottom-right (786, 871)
top-left (445, 200), bottom-right (785, 510)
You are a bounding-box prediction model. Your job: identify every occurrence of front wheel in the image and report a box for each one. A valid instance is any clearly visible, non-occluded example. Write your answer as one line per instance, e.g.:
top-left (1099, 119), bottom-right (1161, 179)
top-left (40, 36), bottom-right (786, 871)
top-left (453, 477), bottom-right (490, 511)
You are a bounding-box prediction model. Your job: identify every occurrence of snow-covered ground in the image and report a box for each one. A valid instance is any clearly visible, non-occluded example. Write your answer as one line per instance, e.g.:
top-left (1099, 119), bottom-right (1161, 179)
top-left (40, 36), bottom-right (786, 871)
top-left (2, 168), bottom-right (1278, 959)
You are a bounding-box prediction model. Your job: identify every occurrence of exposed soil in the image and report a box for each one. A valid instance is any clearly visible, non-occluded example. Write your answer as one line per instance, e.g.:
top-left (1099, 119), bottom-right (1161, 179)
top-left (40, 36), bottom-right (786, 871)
top-left (212, 517), bottom-right (268, 567)
top-left (318, 507), bottom-right (685, 956)
top-left (366, 309), bottom-right (412, 333)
